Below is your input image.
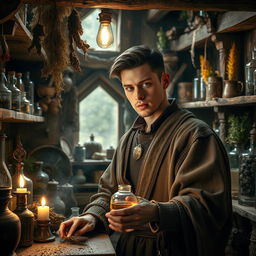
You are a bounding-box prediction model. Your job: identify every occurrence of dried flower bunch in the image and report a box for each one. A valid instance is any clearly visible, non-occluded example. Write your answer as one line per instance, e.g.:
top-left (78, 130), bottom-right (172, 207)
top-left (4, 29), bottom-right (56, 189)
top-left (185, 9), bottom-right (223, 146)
top-left (200, 55), bottom-right (214, 84)
top-left (29, 4), bottom-right (90, 108)
top-left (226, 43), bottom-right (238, 81)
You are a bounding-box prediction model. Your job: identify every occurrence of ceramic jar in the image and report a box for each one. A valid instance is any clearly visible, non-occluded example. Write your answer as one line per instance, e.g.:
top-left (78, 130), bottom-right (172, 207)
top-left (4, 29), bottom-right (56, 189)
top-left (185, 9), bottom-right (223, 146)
top-left (73, 144), bottom-right (86, 162)
top-left (222, 80), bottom-right (244, 98)
top-left (205, 76), bottom-right (222, 100)
top-left (84, 134), bottom-right (102, 159)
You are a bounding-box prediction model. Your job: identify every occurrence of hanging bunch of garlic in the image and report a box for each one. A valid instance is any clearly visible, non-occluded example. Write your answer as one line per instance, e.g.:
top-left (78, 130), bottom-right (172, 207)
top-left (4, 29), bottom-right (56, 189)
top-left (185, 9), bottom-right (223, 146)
top-left (226, 43), bottom-right (238, 81)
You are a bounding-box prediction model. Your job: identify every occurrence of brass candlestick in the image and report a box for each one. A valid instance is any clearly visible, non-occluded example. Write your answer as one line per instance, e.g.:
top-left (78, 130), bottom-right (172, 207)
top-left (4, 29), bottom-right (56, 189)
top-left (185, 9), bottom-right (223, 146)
top-left (34, 219), bottom-right (55, 242)
top-left (13, 191), bottom-right (34, 247)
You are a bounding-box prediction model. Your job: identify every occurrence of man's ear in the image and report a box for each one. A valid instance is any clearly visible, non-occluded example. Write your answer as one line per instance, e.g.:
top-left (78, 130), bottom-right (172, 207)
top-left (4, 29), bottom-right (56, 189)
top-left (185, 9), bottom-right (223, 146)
top-left (161, 73), bottom-right (170, 89)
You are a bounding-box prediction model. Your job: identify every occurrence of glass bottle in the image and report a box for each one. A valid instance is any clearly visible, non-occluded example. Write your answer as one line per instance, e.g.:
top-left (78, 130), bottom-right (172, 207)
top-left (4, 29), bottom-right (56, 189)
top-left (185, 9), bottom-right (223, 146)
top-left (34, 102), bottom-right (42, 116)
top-left (23, 72), bottom-right (34, 114)
top-left (193, 70), bottom-right (201, 101)
top-left (16, 73), bottom-right (25, 91)
top-left (245, 46), bottom-right (256, 95)
top-left (68, 207), bottom-right (80, 219)
top-left (47, 180), bottom-right (65, 215)
top-left (30, 161), bottom-right (49, 199)
top-left (16, 72), bottom-right (30, 114)
top-left (0, 68), bottom-right (12, 109)
top-left (7, 71), bottom-right (21, 112)
top-left (0, 133), bottom-right (21, 255)
top-left (110, 184), bottom-right (138, 210)
top-left (239, 123), bottom-right (256, 206)
top-left (228, 143), bottom-right (241, 170)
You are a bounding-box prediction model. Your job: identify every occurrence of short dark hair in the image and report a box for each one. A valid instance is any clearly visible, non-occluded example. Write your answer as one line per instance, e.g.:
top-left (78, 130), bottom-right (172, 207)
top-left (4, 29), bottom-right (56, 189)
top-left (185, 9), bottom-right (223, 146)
top-left (109, 45), bottom-right (165, 80)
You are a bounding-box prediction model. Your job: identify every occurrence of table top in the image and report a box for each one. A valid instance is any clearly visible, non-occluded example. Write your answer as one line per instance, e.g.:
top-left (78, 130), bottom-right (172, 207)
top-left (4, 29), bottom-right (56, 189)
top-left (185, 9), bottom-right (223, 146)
top-left (232, 199), bottom-right (256, 222)
top-left (17, 233), bottom-right (115, 256)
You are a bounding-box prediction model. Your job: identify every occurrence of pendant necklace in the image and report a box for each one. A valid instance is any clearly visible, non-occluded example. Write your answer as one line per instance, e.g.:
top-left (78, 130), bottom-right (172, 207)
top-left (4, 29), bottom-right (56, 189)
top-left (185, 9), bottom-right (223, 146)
top-left (133, 132), bottom-right (143, 160)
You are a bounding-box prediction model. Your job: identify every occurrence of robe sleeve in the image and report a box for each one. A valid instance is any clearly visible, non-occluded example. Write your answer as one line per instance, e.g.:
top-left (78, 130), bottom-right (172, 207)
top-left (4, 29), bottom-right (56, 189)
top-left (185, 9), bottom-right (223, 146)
top-left (154, 134), bottom-right (232, 255)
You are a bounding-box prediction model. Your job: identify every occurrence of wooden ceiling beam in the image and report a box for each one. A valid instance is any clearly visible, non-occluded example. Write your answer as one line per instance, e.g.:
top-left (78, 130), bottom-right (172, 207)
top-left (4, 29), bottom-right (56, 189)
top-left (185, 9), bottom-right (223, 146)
top-left (23, 0), bottom-right (256, 12)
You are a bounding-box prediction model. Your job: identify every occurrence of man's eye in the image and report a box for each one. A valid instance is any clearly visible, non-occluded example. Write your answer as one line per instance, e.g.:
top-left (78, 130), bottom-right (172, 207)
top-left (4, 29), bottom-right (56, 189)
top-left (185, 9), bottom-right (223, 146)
top-left (125, 87), bottom-right (133, 91)
top-left (142, 82), bottom-right (151, 87)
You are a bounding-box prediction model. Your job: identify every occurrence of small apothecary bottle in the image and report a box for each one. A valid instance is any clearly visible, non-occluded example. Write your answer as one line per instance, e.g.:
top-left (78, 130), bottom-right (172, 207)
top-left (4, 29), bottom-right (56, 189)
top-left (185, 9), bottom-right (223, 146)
top-left (16, 73), bottom-right (30, 114)
top-left (238, 123), bottom-right (256, 206)
top-left (0, 68), bottom-right (12, 109)
top-left (23, 72), bottom-right (34, 114)
top-left (110, 184), bottom-right (138, 210)
top-left (7, 71), bottom-right (21, 111)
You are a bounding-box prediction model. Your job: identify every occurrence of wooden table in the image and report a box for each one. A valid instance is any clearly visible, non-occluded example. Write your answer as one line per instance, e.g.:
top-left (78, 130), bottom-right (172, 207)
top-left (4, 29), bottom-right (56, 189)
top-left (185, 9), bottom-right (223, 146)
top-left (16, 233), bottom-right (115, 256)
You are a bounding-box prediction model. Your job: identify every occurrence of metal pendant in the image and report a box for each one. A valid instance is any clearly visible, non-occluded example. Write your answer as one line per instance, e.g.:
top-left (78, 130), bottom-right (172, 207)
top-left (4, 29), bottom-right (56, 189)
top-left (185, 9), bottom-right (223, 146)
top-left (133, 144), bottom-right (143, 160)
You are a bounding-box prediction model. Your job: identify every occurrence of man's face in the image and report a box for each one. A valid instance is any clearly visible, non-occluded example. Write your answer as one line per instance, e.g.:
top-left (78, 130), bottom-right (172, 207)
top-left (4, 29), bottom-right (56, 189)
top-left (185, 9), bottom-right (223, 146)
top-left (120, 63), bottom-right (169, 120)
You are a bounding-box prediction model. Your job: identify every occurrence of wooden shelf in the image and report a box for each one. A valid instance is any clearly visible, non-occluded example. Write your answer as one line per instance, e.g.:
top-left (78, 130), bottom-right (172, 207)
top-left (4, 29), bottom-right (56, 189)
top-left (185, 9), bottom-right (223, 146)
top-left (179, 96), bottom-right (256, 108)
top-left (5, 13), bottom-right (46, 62)
top-left (233, 200), bottom-right (256, 223)
top-left (170, 11), bottom-right (256, 51)
top-left (0, 108), bottom-right (44, 123)
top-left (72, 159), bottom-right (111, 167)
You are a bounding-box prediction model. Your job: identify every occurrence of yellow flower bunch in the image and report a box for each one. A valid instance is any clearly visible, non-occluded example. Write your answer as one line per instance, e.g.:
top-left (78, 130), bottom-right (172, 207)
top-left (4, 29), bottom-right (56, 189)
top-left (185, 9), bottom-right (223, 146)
top-left (200, 55), bottom-right (214, 84)
top-left (226, 43), bottom-right (238, 81)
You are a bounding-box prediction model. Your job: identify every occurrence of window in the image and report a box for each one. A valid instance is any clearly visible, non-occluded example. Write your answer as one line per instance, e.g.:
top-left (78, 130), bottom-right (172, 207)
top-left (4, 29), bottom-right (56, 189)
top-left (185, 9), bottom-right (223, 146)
top-left (81, 9), bottom-right (118, 51)
top-left (79, 86), bottom-right (119, 149)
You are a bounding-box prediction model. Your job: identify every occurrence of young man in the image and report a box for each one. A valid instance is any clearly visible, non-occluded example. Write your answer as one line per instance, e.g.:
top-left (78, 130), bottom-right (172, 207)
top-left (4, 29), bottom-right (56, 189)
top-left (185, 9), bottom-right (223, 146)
top-left (59, 45), bottom-right (232, 256)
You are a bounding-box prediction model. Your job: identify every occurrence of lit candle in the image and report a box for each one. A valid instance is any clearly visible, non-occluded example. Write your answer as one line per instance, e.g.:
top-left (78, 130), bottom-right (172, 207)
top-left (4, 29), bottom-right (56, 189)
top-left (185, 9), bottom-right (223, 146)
top-left (16, 175), bottom-right (27, 193)
top-left (37, 197), bottom-right (49, 221)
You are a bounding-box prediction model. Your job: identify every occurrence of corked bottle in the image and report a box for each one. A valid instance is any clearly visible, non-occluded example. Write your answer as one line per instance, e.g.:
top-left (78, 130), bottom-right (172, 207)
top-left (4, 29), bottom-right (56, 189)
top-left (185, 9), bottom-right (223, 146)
top-left (0, 68), bottom-right (12, 109)
top-left (7, 71), bottom-right (21, 111)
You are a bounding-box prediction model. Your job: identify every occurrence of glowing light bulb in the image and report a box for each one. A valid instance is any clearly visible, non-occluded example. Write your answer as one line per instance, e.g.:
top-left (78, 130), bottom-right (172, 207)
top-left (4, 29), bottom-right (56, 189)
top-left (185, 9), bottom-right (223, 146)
top-left (96, 9), bottom-right (114, 49)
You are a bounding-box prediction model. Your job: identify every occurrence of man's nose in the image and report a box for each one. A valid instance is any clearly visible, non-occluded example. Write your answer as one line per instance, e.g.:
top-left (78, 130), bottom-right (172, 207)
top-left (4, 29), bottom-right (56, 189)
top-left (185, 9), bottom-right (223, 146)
top-left (135, 88), bottom-right (145, 100)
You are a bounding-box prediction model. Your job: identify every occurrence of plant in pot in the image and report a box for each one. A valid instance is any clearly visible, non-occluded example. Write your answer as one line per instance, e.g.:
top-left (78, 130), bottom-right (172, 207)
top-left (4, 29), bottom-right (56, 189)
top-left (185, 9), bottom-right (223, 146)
top-left (222, 43), bottom-right (244, 98)
top-left (226, 113), bottom-right (250, 169)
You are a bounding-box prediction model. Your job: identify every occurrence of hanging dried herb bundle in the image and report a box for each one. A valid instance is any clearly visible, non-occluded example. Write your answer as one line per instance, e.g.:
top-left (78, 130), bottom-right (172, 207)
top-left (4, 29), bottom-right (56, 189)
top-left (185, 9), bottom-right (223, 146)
top-left (28, 23), bottom-right (45, 55)
top-left (68, 8), bottom-right (90, 72)
top-left (200, 55), bottom-right (215, 84)
top-left (40, 4), bottom-right (72, 100)
top-left (226, 43), bottom-right (238, 81)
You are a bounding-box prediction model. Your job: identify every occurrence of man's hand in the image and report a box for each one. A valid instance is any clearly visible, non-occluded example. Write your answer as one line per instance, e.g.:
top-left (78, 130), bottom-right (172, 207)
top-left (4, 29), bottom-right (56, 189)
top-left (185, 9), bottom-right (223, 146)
top-left (105, 199), bottom-right (159, 232)
top-left (58, 214), bottom-right (97, 239)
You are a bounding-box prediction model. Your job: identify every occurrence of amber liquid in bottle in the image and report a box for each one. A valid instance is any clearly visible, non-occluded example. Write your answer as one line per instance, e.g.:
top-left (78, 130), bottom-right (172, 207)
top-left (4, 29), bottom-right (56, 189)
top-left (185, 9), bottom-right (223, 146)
top-left (110, 201), bottom-right (137, 210)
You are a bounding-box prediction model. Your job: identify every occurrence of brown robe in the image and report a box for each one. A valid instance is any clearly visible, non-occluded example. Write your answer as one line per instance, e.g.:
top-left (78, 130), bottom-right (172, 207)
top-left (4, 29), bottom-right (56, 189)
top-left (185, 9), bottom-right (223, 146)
top-left (84, 100), bottom-right (232, 256)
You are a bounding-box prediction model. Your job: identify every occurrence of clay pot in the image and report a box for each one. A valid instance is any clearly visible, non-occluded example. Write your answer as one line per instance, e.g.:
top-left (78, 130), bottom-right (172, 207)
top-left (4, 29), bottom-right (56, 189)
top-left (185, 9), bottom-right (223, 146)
top-left (37, 86), bottom-right (56, 97)
top-left (205, 76), bottom-right (222, 100)
top-left (222, 80), bottom-right (244, 98)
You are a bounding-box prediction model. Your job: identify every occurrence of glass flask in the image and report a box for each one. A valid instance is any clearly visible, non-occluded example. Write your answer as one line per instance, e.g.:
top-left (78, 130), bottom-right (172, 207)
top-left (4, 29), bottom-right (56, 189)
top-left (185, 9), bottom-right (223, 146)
top-left (20, 92), bottom-right (30, 114)
top-left (110, 184), bottom-right (138, 210)
top-left (245, 46), bottom-right (256, 95)
top-left (7, 71), bottom-right (21, 111)
top-left (239, 123), bottom-right (256, 206)
top-left (0, 68), bottom-right (12, 109)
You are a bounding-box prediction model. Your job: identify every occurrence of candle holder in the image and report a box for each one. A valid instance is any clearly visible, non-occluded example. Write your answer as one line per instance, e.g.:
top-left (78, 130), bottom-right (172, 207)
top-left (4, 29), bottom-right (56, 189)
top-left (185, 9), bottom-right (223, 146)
top-left (34, 219), bottom-right (55, 242)
top-left (13, 191), bottom-right (34, 247)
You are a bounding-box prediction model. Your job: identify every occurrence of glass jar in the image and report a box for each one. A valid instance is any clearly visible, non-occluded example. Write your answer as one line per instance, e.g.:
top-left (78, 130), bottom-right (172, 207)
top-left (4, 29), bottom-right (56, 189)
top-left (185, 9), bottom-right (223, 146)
top-left (193, 69), bottom-right (201, 101)
top-left (7, 71), bottom-right (21, 112)
top-left (23, 72), bottom-right (34, 114)
top-left (239, 123), bottom-right (256, 206)
top-left (34, 102), bottom-right (42, 116)
top-left (228, 143), bottom-right (241, 170)
top-left (0, 68), bottom-right (12, 109)
top-left (110, 184), bottom-right (138, 210)
top-left (245, 47), bottom-right (256, 95)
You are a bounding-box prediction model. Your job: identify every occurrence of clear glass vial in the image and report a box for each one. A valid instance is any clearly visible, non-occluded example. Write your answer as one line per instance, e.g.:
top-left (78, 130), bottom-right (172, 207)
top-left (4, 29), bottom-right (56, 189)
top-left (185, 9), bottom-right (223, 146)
top-left (110, 184), bottom-right (138, 210)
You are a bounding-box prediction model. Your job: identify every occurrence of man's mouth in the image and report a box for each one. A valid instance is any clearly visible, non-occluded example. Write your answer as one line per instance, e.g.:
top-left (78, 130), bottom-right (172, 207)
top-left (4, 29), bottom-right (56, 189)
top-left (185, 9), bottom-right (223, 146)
top-left (136, 103), bottom-right (148, 110)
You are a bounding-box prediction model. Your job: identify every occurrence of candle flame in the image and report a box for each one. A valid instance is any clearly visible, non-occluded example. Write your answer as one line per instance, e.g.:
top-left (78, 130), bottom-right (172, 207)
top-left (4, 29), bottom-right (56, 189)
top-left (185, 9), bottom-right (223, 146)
top-left (41, 197), bottom-right (46, 206)
top-left (19, 175), bottom-right (25, 188)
